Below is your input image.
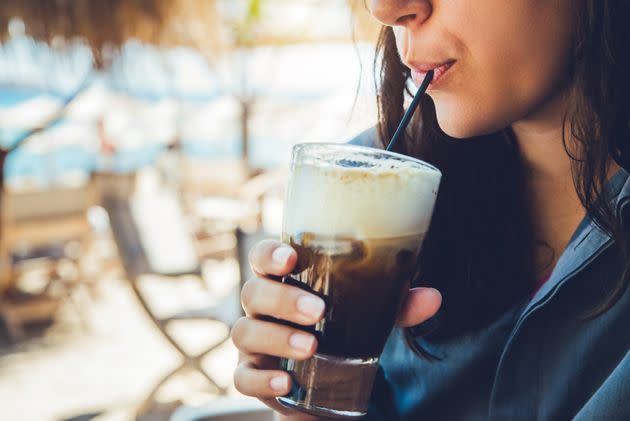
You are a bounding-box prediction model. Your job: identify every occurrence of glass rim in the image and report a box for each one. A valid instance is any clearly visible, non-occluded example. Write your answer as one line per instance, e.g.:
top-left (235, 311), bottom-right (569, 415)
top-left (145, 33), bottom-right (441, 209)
top-left (291, 142), bottom-right (441, 175)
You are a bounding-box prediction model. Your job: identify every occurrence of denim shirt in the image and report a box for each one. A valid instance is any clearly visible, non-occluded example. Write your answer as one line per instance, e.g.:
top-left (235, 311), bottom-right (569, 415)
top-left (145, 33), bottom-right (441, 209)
top-left (350, 129), bottom-right (630, 420)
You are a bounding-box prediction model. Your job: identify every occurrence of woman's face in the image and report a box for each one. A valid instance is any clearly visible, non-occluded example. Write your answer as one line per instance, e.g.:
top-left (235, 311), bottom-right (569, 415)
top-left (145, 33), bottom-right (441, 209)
top-left (370, 0), bottom-right (575, 138)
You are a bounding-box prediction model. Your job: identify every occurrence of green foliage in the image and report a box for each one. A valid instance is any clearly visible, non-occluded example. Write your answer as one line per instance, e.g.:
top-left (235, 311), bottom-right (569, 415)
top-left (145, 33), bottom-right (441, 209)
top-left (247, 0), bottom-right (262, 20)
top-left (234, 0), bottom-right (264, 47)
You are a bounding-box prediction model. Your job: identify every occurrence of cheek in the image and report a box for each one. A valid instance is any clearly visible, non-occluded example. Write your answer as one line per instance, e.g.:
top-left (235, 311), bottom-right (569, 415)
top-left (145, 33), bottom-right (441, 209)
top-left (430, 4), bottom-right (574, 138)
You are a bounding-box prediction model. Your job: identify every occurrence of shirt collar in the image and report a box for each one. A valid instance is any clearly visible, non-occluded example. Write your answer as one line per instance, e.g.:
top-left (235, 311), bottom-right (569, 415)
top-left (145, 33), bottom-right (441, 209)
top-left (520, 168), bottom-right (630, 320)
top-left (614, 167), bottom-right (630, 221)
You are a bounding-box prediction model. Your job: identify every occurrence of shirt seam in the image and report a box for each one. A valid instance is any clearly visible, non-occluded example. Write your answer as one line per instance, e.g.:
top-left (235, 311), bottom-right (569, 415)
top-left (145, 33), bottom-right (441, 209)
top-left (536, 306), bottom-right (549, 421)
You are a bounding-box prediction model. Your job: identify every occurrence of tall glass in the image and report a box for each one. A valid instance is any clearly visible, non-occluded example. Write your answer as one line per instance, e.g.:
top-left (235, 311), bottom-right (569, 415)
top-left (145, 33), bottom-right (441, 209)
top-left (276, 143), bottom-right (441, 418)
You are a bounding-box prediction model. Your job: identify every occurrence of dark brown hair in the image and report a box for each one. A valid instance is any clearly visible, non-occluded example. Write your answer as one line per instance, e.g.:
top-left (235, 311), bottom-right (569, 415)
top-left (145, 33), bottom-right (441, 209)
top-left (374, 1), bottom-right (630, 354)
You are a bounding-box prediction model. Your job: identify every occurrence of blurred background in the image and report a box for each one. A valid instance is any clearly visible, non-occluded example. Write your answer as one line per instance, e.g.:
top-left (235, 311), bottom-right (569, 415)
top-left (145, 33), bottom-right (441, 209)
top-left (0, 1), bottom-right (380, 420)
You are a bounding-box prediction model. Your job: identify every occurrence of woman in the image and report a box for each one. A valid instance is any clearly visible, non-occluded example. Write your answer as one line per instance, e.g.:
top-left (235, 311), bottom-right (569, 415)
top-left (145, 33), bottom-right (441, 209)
top-left (231, 1), bottom-right (630, 419)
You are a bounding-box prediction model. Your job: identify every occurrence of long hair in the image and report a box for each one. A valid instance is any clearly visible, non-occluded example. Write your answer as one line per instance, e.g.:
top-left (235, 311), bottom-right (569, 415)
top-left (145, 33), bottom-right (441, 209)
top-left (374, 1), bottom-right (630, 354)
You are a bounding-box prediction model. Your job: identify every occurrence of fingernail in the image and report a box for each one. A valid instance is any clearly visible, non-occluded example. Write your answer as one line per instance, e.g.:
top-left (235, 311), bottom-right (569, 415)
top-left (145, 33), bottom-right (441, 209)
top-left (289, 333), bottom-right (315, 353)
top-left (272, 246), bottom-right (293, 267)
top-left (296, 295), bottom-right (325, 320)
top-left (427, 288), bottom-right (442, 300)
top-left (270, 376), bottom-right (288, 392)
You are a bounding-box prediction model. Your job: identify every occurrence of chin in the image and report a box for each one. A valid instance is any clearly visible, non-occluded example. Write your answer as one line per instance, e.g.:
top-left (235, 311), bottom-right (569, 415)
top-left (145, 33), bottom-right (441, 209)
top-left (433, 101), bottom-right (506, 140)
top-left (435, 120), bottom-right (475, 139)
top-left (433, 111), bottom-right (480, 139)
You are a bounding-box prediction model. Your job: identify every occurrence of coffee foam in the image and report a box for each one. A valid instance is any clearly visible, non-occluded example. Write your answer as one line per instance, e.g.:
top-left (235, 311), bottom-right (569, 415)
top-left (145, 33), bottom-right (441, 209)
top-left (284, 152), bottom-right (441, 239)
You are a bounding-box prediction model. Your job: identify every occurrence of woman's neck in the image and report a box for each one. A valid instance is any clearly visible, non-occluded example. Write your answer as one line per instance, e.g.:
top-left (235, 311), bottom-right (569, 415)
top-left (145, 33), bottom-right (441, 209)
top-left (511, 90), bottom-right (575, 183)
top-left (513, 87), bottom-right (621, 180)
top-left (511, 89), bottom-right (622, 277)
top-left (511, 91), bottom-right (586, 276)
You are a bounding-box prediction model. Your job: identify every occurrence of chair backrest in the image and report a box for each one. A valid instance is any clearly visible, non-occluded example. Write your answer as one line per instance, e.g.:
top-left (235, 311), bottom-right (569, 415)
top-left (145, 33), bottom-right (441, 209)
top-left (103, 190), bottom-right (200, 281)
top-left (102, 195), bottom-right (151, 281)
top-left (129, 190), bottom-right (199, 276)
top-left (4, 183), bottom-right (95, 223)
top-left (0, 182), bottom-right (95, 275)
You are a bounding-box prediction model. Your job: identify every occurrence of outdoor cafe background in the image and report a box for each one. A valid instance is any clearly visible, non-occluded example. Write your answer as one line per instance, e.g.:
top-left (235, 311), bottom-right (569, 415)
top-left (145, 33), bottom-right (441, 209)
top-left (0, 1), bottom-right (380, 420)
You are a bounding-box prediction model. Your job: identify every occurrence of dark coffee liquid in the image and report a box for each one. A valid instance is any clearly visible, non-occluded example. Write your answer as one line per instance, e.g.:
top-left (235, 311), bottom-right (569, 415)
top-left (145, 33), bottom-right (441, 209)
top-left (284, 232), bottom-right (423, 359)
top-left (278, 232), bottom-right (424, 416)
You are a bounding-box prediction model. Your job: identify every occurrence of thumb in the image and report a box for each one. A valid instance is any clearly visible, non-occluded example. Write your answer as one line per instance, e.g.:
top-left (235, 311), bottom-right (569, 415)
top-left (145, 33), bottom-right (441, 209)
top-left (396, 287), bottom-right (442, 327)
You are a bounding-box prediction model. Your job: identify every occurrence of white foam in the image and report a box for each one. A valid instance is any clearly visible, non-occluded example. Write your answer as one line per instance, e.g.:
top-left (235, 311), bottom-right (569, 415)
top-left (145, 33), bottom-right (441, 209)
top-left (283, 151), bottom-right (441, 239)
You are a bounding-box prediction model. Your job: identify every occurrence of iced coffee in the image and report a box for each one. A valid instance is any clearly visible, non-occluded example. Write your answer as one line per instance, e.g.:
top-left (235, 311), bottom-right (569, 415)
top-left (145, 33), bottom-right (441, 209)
top-left (276, 143), bottom-right (441, 419)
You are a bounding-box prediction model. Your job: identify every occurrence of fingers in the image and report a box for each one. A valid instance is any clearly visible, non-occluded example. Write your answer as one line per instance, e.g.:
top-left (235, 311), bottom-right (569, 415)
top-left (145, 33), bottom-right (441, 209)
top-left (233, 356), bottom-right (292, 398)
top-left (241, 277), bottom-right (325, 325)
top-left (249, 239), bottom-right (297, 277)
top-left (396, 287), bottom-right (442, 327)
top-left (231, 317), bottom-right (318, 360)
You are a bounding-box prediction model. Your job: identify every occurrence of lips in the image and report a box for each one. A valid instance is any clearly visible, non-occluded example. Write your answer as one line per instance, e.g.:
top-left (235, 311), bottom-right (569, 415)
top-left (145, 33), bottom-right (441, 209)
top-left (410, 60), bottom-right (455, 88)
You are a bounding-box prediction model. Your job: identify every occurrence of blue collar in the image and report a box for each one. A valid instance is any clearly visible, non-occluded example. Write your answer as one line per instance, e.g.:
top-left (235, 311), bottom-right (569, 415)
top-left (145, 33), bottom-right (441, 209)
top-left (518, 168), bottom-right (629, 322)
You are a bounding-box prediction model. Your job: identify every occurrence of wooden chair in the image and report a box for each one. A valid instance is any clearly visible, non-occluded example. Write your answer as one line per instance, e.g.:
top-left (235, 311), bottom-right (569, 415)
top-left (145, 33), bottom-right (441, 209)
top-left (101, 165), bottom-right (284, 413)
top-left (0, 179), bottom-right (97, 341)
top-left (103, 188), bottom-right (238, 407)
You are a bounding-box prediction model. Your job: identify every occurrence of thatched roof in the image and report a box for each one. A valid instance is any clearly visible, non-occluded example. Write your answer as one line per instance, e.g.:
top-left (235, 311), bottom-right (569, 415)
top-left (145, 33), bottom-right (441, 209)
top-left (0, 0), bottom-right (379, 66)
top-left (0, 0), bottom-right (224, 65)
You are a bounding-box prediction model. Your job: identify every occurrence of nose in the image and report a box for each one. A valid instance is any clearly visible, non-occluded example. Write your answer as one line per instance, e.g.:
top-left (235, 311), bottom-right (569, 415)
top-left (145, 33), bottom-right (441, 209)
top-left (369, 0), bottom-right (432, 29)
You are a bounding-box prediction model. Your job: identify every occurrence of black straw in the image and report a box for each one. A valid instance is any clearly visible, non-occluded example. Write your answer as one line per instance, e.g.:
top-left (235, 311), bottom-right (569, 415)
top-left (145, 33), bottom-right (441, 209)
top-left (386, 70), bottom-right (434, 152)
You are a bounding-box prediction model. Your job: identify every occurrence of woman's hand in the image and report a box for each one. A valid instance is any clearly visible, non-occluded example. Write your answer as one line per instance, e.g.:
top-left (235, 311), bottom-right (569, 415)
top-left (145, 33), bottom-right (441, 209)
top-left (231, 239), bottom-right (442, 419)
